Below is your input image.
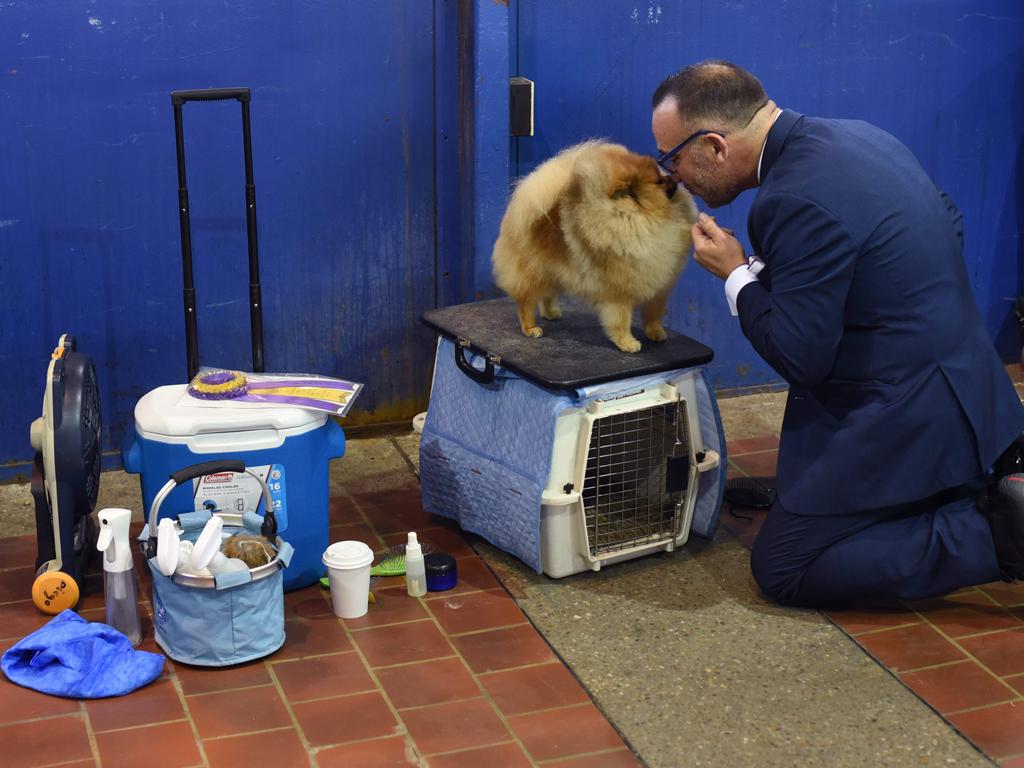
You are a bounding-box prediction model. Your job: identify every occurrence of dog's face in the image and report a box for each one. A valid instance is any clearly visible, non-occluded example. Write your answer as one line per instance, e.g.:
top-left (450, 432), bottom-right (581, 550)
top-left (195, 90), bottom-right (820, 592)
top-left (576, 147), bottom-right (683, 223)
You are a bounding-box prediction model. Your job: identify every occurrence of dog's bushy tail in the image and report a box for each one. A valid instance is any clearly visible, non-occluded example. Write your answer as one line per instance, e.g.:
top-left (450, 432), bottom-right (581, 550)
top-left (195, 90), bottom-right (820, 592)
top-left (503, 139), bottom-right (609, 233)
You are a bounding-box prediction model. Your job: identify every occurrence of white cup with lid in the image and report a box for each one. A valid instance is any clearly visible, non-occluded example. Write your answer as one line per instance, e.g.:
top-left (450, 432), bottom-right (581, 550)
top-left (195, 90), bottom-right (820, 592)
top-left (322, 541), bottom-right (374, 618)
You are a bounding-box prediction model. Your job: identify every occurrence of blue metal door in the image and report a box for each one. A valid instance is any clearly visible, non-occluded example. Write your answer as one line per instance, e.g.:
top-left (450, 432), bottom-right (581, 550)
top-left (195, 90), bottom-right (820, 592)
top-left (1, 2), bottom-right (438, 477)
top-left (514, 1), bottom-right (1024, 392)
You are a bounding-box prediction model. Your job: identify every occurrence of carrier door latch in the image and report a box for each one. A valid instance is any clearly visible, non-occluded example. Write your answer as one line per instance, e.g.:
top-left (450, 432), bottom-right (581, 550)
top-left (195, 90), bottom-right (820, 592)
top-left (665, 398), bottom-right (690, 493)
top-left (665, 456), bottom-right (689, 493)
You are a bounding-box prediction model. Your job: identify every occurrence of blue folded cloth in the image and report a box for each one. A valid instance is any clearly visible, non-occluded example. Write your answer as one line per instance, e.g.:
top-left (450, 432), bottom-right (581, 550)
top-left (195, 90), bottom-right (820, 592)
top-left (1, 609), bottom-right (164, 698)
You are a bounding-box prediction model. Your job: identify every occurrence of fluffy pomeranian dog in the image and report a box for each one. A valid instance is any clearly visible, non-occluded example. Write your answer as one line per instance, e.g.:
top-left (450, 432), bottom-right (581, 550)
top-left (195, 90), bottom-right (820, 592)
top-left (492, 140), bottom-right (697, 353)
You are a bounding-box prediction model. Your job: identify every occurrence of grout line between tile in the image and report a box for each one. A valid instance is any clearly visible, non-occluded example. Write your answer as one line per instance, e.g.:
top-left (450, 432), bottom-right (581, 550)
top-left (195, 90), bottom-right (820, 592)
top-left (347, 616), bottom-right (437, 634)
top-left (944, 694), bottom-right (1024, 716)
top-left (443, 620), bottom-right (531, 638)
top-left (307, 732), bottom-right (414, 759)
top-left (395, 694), bottom-right (485, 713)
top-left (370, 653), bottom-right (459, 672)
top-left (911, 609), bottom-right (1024, 684)
top-left (339, 483), bottom-right (640, 767)
top-left (264, 655), bottom-right (321, 763)
top-left (727, 447), bottom-right (778, 458)
top-left (89, 716), bottom-right (190, 736)
top-left (317, 603), bottom-right (422, 765)
top-left (360, 526), bottom-right (541, 766)
top-left (0, 710), bottom-right (91, 728)
top-left (894, 658), bottom-right (974, 675)
top-left (276, 685), bottom-right (381, 707)
top-left (389, 434), bottom-right (420, 479)
top-left (199, 723), bottom-right (296, 742)
top-left (422, 738), bottom-right (521, 759)
top-left (166, 667), bottom-right (211, 768)
top-left (842, 621), bottom-right (923, 637)
top-left (475, 659), bottom-right (566, 679)
top-left (183, 682), bottom-right (276, 699)
top-left (80, 700), bottom-right (101, 768)
top-left (497, 701), bottom-right (600, 719)
top-left (834, 600), bottom-right (1024, 765)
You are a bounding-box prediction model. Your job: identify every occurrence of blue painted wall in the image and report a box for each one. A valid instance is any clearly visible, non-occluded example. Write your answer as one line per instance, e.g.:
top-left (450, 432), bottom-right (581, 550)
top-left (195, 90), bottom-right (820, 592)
top-left (512, 0), bottom-right (1024, 393)
top-left (4, 1), bottom-right (1022, 476)
top-left (1, 2), bottom-right (439, 477)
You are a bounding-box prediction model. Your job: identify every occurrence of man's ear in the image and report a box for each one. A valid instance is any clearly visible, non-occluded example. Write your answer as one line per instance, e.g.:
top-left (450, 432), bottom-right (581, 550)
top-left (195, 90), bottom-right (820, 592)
top-left (707, 133), bottom-right (729, 163)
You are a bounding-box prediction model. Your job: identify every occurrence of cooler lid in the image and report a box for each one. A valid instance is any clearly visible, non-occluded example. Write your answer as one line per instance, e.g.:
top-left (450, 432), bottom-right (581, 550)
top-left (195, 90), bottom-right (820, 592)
top-left (422, 297), bottom-right (714, 390)
top-left (135, 384), bottom-right (327, 437)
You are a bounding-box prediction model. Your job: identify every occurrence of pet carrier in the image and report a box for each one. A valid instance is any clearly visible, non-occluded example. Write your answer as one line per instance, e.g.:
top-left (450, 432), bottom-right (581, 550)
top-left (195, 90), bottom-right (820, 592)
top-left (139, 460), bottom-right (292, 666)
top-left (419, 297), bottom-right (726, 577)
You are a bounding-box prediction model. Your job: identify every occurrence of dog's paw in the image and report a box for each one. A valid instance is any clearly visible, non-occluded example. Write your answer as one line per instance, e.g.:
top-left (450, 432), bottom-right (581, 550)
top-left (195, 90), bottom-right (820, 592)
top-left (614, 336), bottom-right (642, 353)
top-left (540, 306), bottom-right (562, 321)
top-left (644, 323), bottom-right (667, 342)
top-left (522, 326), bottom-right (544, 338)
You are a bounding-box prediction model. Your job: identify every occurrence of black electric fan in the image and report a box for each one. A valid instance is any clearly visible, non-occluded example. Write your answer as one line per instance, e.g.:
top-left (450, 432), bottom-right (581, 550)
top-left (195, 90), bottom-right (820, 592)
top-left (28, 334), bottom-right (102, 600)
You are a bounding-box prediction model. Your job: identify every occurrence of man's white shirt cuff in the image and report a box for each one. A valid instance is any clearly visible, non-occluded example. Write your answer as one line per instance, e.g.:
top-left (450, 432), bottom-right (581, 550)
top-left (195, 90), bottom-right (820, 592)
top-left (725, 258), bottom-right (764, 316)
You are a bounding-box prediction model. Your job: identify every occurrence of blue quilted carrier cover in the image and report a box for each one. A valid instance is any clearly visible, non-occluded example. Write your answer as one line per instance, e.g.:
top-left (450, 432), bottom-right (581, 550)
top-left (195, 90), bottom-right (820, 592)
top-left (420, 338), bottom-right (727, 572)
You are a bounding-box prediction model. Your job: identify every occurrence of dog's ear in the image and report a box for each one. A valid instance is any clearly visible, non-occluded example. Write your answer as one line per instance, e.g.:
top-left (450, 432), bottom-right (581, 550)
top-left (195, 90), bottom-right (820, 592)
top-left (570, 146), bottom-right (608, 196)
top-left (563, 175), bottom-right (583, 203)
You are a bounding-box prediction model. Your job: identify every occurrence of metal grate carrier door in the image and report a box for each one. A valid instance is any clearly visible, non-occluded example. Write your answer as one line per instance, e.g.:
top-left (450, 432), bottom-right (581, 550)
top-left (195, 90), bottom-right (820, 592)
top-left (581, 400), bottom-right (689, 557)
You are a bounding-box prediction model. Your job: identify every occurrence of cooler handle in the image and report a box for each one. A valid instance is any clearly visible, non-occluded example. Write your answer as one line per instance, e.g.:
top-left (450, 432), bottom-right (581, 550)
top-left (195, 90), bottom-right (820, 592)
top-left (147, 462), bottom-right (276, 556)
top-left (171, 88), bottom-right (250, 105)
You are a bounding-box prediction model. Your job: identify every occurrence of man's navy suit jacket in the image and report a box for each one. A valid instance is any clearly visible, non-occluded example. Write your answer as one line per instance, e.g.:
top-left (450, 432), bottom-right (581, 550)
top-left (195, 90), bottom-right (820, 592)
top-left (738, 110), bottom-right (1024, 516)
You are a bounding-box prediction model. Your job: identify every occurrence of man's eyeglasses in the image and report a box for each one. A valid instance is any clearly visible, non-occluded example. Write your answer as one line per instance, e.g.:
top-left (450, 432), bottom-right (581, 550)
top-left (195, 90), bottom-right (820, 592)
top-left (656, 129), bottom-right (724, 174)
top-left (656, 98), bottom-right (770, 174)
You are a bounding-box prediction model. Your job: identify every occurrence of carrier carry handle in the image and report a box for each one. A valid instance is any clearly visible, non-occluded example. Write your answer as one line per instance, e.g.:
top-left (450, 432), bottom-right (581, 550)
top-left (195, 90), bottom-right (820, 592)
top-left (455, 339), bottom-right (498, 385)
top-left (172, 87), bottom-right (265, 382)
top-left (148, 461), bottom-right (277, 553)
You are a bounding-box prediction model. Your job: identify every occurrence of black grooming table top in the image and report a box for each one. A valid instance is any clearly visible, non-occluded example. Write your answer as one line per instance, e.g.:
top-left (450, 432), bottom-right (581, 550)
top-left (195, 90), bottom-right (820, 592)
top-left (422, 297), bottom-right (713, 390)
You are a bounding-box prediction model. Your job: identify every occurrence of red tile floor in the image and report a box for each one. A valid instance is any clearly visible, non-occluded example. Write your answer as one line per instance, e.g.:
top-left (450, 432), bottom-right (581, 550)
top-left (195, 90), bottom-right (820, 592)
top-left (0, 488), bottom-right (640, 768)
top-left (6, 434), bottom-right (1024, 766)
top-left (725, 436), bottom-right (1024, 767)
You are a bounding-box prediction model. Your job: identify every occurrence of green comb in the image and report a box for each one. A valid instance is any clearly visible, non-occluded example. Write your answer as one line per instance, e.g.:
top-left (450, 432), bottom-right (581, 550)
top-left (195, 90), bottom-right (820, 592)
top-left (368, 541), bottom-right (434, 577)
top-left (370, 547), bottom-right (408, 577)
top-left (318, 541), bottom-right (432, 587)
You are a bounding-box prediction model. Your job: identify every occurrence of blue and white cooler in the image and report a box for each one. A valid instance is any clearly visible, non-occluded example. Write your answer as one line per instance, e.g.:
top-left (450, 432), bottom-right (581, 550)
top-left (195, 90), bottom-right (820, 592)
top-left (419, 297), bottom-right (728, 578)
top-left (122, 385), bottom-right (345, 590)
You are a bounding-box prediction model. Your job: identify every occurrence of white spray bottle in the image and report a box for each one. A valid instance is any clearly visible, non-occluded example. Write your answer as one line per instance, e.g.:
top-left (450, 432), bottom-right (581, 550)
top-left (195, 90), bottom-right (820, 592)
top-left (405, 531), bottom-right (427, 597)
top-left (96, 508), bottom-right (142, 647)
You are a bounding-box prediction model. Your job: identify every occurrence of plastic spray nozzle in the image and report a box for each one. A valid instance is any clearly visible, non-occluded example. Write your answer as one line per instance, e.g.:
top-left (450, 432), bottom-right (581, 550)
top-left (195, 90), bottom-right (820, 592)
top-left (96, 508), bottom-right (135, 573)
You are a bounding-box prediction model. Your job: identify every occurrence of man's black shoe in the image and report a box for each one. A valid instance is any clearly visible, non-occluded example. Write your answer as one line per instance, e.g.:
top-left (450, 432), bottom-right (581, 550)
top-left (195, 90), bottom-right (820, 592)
top-left (987, 474), bottom-right (1024, 581)
top-left (724, 476), bottom-right (776, 509)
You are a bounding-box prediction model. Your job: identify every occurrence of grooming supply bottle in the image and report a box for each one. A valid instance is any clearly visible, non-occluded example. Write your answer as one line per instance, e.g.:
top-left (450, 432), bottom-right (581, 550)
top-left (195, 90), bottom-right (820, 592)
top-left (96, 508), bottom-right (142, 646)
top-left (405, 532), bottom-right (426, 597)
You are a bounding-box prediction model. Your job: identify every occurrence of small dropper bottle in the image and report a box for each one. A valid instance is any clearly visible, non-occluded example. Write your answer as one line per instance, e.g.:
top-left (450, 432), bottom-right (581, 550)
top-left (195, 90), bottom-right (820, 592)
top-left (405, 532), bottom-right (426, 597)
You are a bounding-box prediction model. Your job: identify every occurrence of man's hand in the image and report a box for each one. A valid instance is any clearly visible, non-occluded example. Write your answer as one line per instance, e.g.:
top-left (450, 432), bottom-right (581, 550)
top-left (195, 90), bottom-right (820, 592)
top-left (691, 212), bottom-right (747, 280)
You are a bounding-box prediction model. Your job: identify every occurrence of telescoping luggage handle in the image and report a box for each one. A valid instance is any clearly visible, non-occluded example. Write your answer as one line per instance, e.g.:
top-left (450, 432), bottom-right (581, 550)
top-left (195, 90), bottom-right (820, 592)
top-left (145, 460), bottom-right (278, 559)
top-left (172, 87), bottom-right (265, 381)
